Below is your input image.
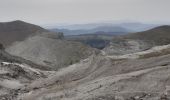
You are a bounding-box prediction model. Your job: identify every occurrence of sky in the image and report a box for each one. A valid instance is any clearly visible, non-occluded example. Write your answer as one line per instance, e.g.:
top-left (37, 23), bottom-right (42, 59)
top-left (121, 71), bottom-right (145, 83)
top-left (0, 0), bottom-right (170, 25)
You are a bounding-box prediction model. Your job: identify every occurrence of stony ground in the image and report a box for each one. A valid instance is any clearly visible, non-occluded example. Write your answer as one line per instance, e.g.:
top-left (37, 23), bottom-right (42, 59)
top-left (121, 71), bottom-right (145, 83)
top-left (1, 44), bottom-right (170, 100)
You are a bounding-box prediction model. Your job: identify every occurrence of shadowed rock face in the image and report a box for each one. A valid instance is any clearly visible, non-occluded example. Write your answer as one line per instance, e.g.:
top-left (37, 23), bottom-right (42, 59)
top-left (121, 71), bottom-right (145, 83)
top-left (0, 20), bottom-right (48, 46)
top-left (65, 34), bottom-right (115, 49)
top-left (0, 43), bottom-right (4, 50)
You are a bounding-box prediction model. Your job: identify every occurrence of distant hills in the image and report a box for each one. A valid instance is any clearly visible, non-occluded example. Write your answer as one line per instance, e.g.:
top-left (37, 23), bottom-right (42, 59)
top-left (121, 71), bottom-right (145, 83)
top-left (47, 22), bottom-right (156, 30)
top-left (51, 26), bottom-right (131, 35)
top-left (60, 25), bottom-right (170, 50)
top-left (49, 22), bottom-right (158, 35)
top-left (0, 20), bottom-right (48, 46)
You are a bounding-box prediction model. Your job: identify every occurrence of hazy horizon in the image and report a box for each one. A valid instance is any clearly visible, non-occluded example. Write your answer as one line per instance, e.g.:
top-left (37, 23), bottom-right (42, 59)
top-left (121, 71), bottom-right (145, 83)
top-left (0, 0), bottom-right (170, 25)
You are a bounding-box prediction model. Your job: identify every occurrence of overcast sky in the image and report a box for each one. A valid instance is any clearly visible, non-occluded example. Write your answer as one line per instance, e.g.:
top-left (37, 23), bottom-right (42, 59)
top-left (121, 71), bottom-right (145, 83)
top-left (0, 0), bottom-right (170, 25)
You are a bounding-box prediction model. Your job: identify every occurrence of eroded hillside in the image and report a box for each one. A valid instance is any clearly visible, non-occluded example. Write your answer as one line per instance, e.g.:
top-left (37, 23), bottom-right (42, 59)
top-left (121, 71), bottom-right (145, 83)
top-left (1, 21), bottom-right (170, 100)
top-left (15, 45), bottom-right (170, 100)
top-left (6, 34), bottom-right (99, 70)
top-left (104, 25), bottom-right (170, 55)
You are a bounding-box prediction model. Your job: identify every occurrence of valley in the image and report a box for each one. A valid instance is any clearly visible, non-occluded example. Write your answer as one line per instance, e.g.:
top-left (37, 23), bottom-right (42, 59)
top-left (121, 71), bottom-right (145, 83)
top-left (0, 21), bottom-right (170, 100)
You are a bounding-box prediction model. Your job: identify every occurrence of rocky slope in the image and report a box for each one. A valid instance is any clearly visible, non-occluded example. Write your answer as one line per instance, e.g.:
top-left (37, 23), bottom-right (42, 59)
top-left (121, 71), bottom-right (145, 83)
top-left (124, 25), bottom-right (170, 45)
top-left (3, 21), bottom-right (98, 70)
top-left (14, 44), bottom-right (170, 100)
top-left (2, 43), bottom-right (170, 100)
top-left (2, 22), bottom-right (170, 100)
top-left (6, 34), bottom-right (98, 70)
top-left (0, 20), bottom-right (48, 46)
top-left (104, 25), bottom-right (170, 55)
top-left (0, 44), bottom-right (56, 100)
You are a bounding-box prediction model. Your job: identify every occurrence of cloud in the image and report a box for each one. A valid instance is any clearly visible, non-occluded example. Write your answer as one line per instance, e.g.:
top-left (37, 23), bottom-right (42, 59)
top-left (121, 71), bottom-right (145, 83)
top-left (0, 0), bottom-right (169, 24)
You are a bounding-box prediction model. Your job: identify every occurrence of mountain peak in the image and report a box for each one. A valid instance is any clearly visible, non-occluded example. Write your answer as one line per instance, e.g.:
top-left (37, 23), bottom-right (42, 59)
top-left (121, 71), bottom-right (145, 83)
top-left (0, 20), bottom-right (47, 46)
top-left (2, 20), bottom-right (27, 24)
top-left (10, 20), bottom-right (25, 23)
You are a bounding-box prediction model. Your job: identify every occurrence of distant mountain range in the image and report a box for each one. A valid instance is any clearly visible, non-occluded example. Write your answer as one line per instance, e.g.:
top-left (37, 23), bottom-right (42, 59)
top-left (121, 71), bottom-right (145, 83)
top-left (51, 26), bottom-right (132, 35)
top-left (61, 25), bottom-right (170, 50)
top-left (49, 22), bottom-right (158, 35)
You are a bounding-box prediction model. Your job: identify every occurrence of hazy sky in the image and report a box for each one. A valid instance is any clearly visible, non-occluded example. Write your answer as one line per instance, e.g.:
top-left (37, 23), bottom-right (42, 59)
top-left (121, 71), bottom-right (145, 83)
top-left (0, 0), bottom-right (170, 25)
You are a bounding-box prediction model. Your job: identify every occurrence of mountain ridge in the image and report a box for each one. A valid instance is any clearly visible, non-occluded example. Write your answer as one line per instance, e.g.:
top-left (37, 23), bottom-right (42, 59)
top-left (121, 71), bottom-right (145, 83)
top-left (104, 25), bottom-right (170, 55)
top-left (0, 20), bottom-right (48, 46)
top-left (51, 26), bottom-right (130, 35)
